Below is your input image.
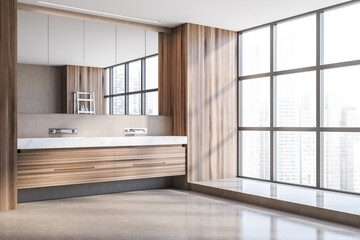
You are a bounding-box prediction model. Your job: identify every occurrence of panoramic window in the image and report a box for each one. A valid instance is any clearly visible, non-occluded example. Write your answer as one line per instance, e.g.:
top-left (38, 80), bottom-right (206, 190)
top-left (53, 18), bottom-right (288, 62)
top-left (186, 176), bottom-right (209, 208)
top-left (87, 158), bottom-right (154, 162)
top-left (238, 2), bottom-right (360, 193)
top-left (106, 55), bottom-right (158, 115)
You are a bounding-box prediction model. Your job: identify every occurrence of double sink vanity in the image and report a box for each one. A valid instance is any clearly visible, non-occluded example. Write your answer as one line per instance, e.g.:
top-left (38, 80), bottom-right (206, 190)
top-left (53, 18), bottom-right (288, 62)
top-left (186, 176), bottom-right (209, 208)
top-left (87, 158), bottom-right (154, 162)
top-left (15, 8), bottom-right (186, 198)
top-left (17, 132), bottom-right (187, 190)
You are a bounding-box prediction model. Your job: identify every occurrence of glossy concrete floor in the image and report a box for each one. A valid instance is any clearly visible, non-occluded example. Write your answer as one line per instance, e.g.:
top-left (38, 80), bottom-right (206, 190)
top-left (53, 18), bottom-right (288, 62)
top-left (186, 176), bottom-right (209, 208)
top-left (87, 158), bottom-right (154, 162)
top-left (0, 190), bottom-right (360, 240)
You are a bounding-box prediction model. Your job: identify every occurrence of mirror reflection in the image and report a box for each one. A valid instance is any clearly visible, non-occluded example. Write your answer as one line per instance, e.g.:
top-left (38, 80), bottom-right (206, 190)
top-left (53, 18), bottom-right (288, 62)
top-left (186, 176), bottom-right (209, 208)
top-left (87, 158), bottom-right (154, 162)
top-left (17, 10), bottom-right (159, 115)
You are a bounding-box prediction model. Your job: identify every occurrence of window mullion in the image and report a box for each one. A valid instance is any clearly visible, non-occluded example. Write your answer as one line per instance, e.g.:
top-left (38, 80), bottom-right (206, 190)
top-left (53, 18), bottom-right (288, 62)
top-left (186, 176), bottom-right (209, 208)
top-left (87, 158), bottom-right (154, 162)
top-left (270, 23), bottom-right (276, 182)
top-left (238, 33), bottom-right (243, 177)
top-left (110, 68), bottom-right (114, 115)
top-left (125, 63), bottom-right (129, 115)
top-left (316, 11), bottom-right (324, 189)
top-left (141, 59), bottom-right (146, 115)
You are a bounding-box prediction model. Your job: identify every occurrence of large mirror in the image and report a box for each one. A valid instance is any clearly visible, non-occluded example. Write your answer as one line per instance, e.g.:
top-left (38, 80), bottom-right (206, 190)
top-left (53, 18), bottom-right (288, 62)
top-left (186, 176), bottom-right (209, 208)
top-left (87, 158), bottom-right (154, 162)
top-left (17, 10), bottom-right (159, 115)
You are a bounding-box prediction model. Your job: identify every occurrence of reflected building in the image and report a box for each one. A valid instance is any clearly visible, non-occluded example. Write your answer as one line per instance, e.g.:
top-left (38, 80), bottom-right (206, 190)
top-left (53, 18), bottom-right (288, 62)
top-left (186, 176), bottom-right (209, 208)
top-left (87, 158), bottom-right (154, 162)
top-left (276, 94), bottom-right (316, 186)
top-left (324, 96), bottom-right (360, 192)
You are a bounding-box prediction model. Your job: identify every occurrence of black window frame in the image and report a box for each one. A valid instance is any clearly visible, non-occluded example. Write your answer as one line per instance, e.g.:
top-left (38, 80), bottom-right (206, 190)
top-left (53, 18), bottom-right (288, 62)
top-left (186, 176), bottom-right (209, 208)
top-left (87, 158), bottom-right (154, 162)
top-left (237, 0), bottom-right (360, 196)
top-left (105, 54), bottom-right (158, 115)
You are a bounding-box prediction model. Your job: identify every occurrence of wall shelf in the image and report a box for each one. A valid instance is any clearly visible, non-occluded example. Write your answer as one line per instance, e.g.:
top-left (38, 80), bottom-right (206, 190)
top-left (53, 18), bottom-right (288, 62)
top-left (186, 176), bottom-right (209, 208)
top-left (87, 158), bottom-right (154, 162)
top-left (73, 91), bottom-right (96, 114)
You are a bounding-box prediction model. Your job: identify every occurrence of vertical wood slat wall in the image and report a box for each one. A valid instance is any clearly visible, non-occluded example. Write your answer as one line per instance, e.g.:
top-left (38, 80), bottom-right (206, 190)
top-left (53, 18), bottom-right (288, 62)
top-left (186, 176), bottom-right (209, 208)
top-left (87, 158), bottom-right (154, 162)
top-left (159, 23), bottom-right (238, 182)
top-left (0, 0), bottom-right (17, 210)
top-left (62, 65), bottom-right (106, 114)
top-left (158, 25), bottom-right (188, 136)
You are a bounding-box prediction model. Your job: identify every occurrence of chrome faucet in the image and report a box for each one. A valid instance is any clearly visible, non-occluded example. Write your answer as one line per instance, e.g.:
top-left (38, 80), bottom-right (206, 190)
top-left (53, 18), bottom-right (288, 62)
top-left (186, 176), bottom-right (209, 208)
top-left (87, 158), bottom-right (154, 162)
top-left (124, 128), bottom-right (147, 136)
top-left (49, 128), bottom-right (78, 136)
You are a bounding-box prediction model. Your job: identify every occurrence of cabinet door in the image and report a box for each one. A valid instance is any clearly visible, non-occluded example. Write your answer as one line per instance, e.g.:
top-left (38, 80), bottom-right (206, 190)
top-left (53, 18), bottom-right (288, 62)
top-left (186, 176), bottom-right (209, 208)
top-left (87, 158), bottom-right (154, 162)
top-left (18, 148), bottom-right (115, 189)
top-left (117, 26), bottom-right (145, 64)
top-left (114, 146), bottom-right (186, 181)
top-left (18, 10), bottom-right (48, 65)
top-left (146, 30), bottom-right (158, 56)
top-left (49, 15), bottom-right (84, 66)
top-left (84, 21), bottom-right (116, 68)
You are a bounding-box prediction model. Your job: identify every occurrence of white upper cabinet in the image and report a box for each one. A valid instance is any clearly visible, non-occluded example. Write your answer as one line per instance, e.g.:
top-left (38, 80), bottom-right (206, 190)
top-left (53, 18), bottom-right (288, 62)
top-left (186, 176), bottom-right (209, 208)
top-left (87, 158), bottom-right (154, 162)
top-left (84, 21), bottom-right (116, 68)
top-left (18, 10), bottom-right (48, 65)
top-left (18, 11), bottom-right (159, 67)
top-left (117, 26), bottom-right (145, 64)
top-left (49, 15), bottom-right (84, 66)
top-left (146, 30), bottom-right (158, 56)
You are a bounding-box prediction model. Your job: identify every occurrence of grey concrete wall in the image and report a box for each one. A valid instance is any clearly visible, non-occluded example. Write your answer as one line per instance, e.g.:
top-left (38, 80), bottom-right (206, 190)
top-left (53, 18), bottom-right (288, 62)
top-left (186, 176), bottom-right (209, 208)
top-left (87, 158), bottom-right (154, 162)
top-left (18, 114), bottom-right (172, 138)
top-left (18, 63), bottom-right (62, 114)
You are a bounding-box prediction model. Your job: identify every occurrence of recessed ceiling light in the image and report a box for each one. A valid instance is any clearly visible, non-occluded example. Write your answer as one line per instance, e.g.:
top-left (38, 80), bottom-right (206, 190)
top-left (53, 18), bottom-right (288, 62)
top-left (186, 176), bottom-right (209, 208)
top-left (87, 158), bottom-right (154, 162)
top-left (38, 1), bottom-right (163, 24)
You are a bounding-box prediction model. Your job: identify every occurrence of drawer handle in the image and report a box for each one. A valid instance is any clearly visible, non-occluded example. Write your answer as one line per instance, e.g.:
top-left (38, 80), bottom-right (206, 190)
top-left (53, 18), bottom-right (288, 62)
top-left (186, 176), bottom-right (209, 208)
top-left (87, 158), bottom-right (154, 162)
top-left (133, 162), bottom-right (166, 167)
top-left (54, 166), bottom-right (95, 172)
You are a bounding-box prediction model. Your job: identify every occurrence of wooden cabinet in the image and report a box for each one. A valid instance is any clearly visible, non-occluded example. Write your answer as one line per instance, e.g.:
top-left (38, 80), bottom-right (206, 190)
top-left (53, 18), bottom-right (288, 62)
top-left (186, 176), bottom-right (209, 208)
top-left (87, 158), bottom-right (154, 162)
top-left (17, 148), bottom-right (115, 189)
top-left (114, 146), bottom-right (186, 181)
top-left (18, 146), bottom-right (186, 189)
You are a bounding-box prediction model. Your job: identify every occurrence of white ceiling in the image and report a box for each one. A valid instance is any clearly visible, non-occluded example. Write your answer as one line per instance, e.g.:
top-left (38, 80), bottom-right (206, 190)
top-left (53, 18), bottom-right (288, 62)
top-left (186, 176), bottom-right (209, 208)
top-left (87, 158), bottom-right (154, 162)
top-left (18, 0), bottom-right (351, 31)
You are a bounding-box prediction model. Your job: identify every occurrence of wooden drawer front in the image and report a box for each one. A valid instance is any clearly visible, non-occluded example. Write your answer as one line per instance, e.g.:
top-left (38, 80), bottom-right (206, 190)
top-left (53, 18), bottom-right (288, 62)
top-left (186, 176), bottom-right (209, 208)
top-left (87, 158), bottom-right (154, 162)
top-left (18, 148), bottom-right (115, 189)
top-left (17, 146), bottom-right (186, 189)
top-left (114, 146), bottom-right (186, 180)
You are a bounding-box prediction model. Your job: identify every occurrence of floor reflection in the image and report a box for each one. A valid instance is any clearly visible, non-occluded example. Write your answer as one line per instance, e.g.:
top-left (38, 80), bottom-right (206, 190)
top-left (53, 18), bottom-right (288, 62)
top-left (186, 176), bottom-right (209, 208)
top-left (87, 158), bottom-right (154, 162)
top-left (0, 189), bottom-right (359, 240)
top-left (195, 178), bottom-right (360, 215)
top-left (235, 202), bottom-right (360, 240)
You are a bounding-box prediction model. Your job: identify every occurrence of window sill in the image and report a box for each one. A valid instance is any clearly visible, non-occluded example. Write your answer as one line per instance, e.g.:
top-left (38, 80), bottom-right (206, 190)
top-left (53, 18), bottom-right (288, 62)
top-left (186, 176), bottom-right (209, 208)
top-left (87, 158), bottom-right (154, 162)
top-left (189, 178), bottom-right (360, 228)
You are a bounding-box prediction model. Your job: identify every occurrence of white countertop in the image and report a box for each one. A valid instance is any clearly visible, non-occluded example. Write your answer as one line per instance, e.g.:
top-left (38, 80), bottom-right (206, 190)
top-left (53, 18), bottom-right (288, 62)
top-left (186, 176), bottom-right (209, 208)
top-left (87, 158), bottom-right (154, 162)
top-left (18, 136), bottom-right (187, 150)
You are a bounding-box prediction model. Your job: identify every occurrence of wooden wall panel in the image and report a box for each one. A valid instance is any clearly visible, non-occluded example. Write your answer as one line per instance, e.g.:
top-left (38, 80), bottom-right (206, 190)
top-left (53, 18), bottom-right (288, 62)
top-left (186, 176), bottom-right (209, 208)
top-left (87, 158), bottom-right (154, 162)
top-left (0, 0), bottom-right (17, 210)
top-left (159, 23), bottom-right (238, 182)
top-left (158, 25), bottom-right (187, 136)
top-left (18, 146), bottom-right (186, 189)
top-left (187, 24), bottom-right (238, 182)
top-left (63, 65), bottom-right (106, 114)
top-left (158, 32), bottom-right (172, 116)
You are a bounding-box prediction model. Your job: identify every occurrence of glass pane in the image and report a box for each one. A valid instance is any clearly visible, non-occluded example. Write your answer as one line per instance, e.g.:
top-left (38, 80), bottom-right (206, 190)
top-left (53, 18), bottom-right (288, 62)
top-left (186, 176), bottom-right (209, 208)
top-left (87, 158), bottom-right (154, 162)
top-left (323, 66), bottom-right (360, 127)
top-left (105, 68), bottom-right (110, 96)
top-left (113, 65), bottom-right (125, 94)
top-left (275, 71), bottom-right (316, 127)
top-left (241, 27), bottom-right (270, 76)
top-left (240, 131), bottom-right (270, 180)
top-left (276, 14), bottom-right (316, 71)
top-left (129, 60), bottom-right (141, 92)
top-left (129, 94), bottom-right (141, 115)
top-left (324, 2), bottom-right (360, 64)
top-left (145, 92), bottom-right (158, 115)
top-left (146, 56), bottom-right (158, 89)
top-left (239, 77), bottom-right (270, 127)
top-left (113, 96), bottom-right (125, 115)
top-left (276, 131), bottom-right (316, 186)
top-left (323, 132), bottom-right (360, 193)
